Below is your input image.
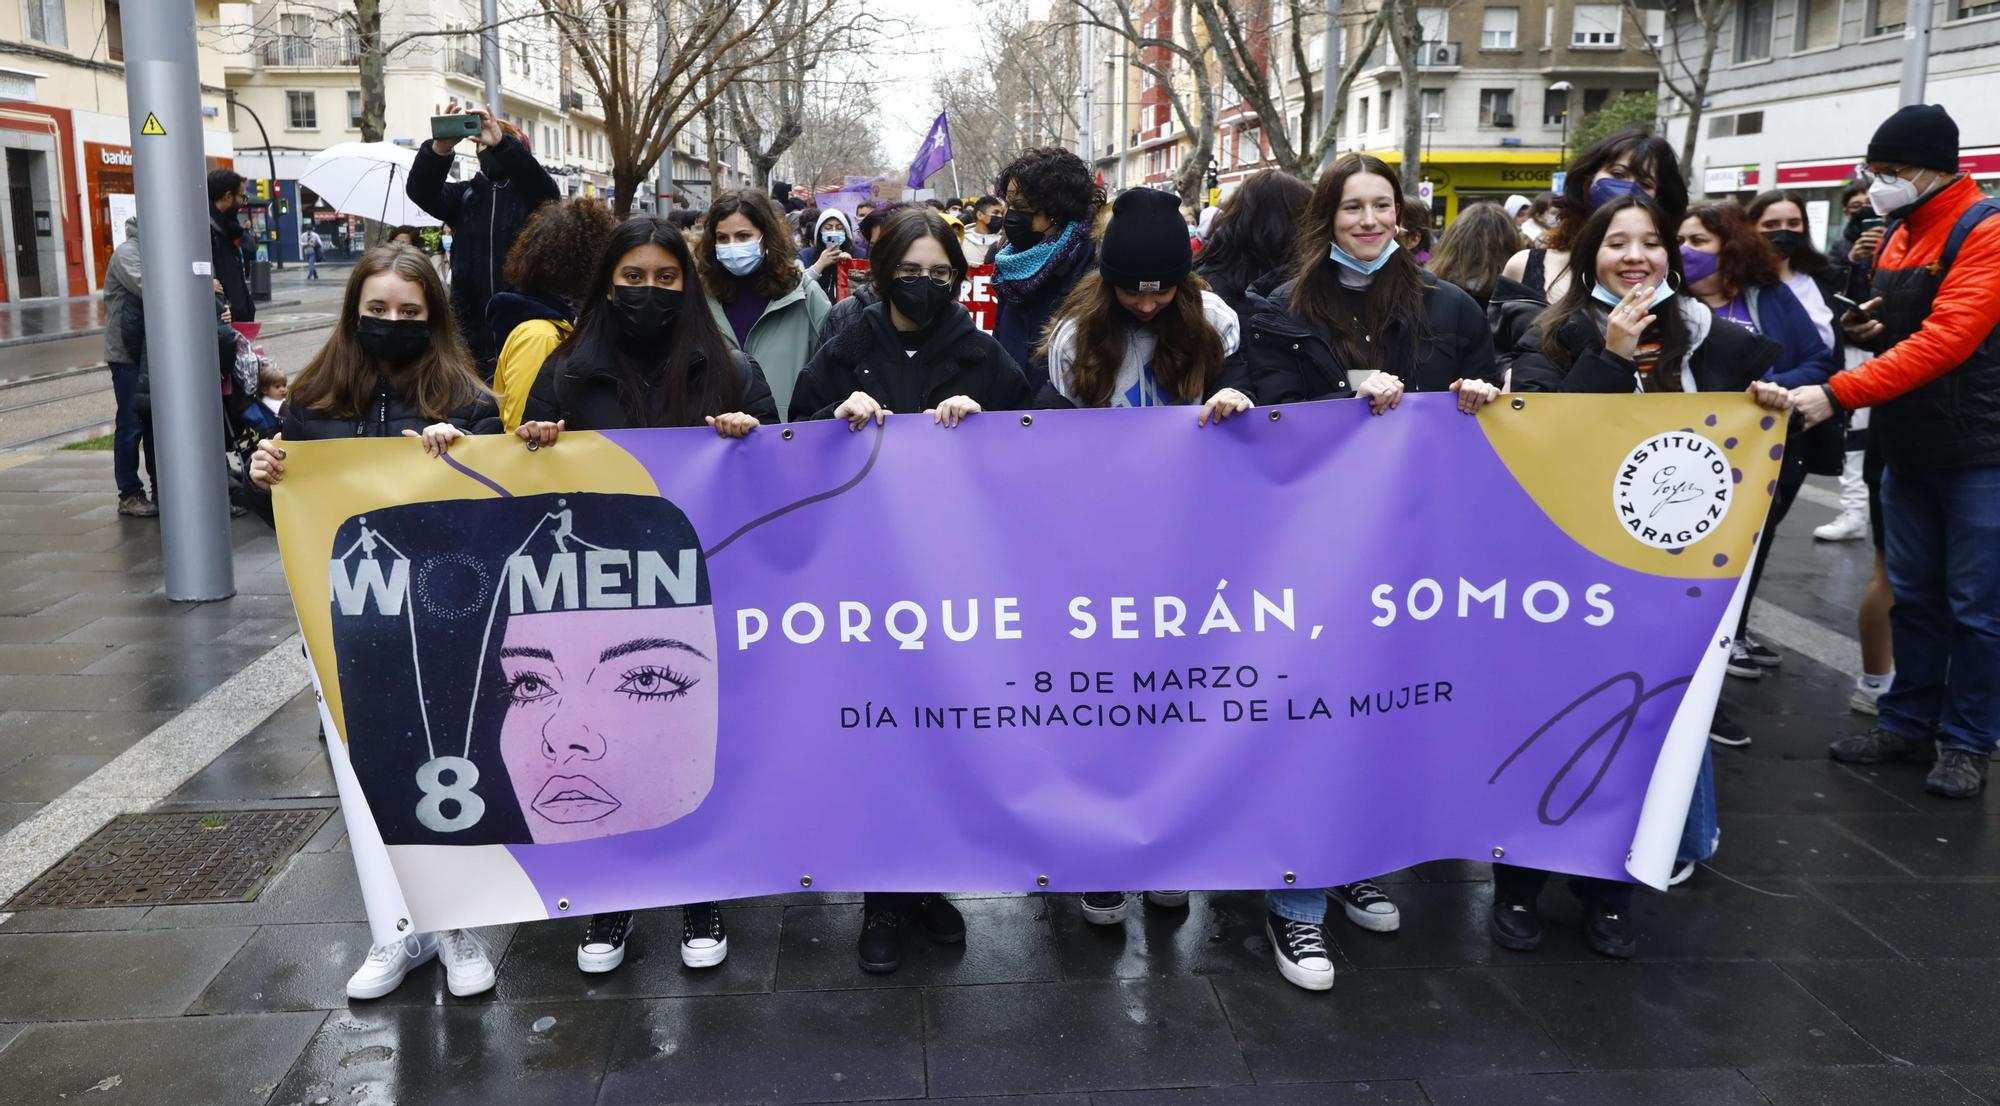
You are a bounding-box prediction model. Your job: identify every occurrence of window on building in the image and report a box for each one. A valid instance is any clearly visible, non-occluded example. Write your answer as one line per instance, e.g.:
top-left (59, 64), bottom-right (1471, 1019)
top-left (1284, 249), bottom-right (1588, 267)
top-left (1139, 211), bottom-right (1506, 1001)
top-left (1418, 7), bottom-right (1450, 42)
top-left (347, 90), bottom-right (363, 130)
top-left (1582, 87), bottom-right (1610, 115)
top-left (1572, 3), bottom-right (1622, 45)
top-left (1479, 88), bottom-right (1515, 126)
top-left (1380, 90), bottom-right (1393, 130)
top-left (1645, 9), bottom-right (1666, 43)
top-left (1359, 96), bottom-right (1371, 132)
top-left (1305, 32), bottom-right (1325, 70)
top-left (23, 0), bottom-right (66, 47)
top-left (1869, 0), bottom-right (1907, 32)
top-left (1735, 0), bottom-right (1775, 60)
top-left (1481, 7), bottom-right (1519, 47)
top-left (1796, 0), bottom-right (1840, 40)
top-left (1420, 88), bottom-right (1445, 120)
top-left (1242, 125), bottom-right (1261, 163)
top-left (1736, 110), bottom-right (1764, 134)
top-left (1953, 0), bottom-right (2000, 16)
top-left (1543, 86), bottom-right (1569, 126)
top-left (1544, 5), bottom-right (1555, 46)
top-left (287, 90), bottom-right (318, 130)
top-left (105, 0), bottom-right (123, 61)
top-left (279, 12), bottom-right (312, 63)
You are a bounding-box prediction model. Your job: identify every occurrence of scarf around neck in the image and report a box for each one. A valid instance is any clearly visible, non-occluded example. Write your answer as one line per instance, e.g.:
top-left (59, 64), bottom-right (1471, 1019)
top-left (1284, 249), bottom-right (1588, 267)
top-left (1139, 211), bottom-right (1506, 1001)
top-left (992, 220), bottom-right (1089, 302)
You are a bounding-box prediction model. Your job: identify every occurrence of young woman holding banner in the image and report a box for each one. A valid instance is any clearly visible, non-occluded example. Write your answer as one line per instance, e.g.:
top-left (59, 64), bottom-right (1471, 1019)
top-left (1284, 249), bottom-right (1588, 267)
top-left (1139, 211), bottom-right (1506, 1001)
top-left (1033, 187), bottom-right (1254, 943)
top-left (786, 206), bottom-right (1026, 974)
top-left (510, 214), bottom-right (777, 976)
top-left (1238, 153), bottom-right (1501, 992)
top-left (697, 189), bottom-right (831, 422)
top-left (245, 244), bottom-right (502, 1001)
top-left (1504, 193), bottom-right (1794, 955)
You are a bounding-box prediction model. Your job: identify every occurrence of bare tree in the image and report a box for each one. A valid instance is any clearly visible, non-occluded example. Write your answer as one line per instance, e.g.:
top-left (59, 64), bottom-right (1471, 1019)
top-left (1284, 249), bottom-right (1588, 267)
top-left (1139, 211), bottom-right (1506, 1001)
top-left (1392, 0), bottom-right (1422, 193)
top-left (1622, 0), bottom-right (1725, 180)
top-left (538, 0), bottom-right (840, 215)
top-left (723, 0), bottom-right (892, 192)
top-left (1058, 0), bottom-right (1218, 199)
top-left (1181, 0), bottom-right (1387, 178)
top-left (788, 86), bottom-right (890, 193)
top-left (935, 65), bottom-right (1012, 198)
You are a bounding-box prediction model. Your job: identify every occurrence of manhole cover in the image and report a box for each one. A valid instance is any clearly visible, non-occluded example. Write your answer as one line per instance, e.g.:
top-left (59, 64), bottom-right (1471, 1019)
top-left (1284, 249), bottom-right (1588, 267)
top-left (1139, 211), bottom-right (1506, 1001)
top-left (5, 808), bottom-right (332, 910)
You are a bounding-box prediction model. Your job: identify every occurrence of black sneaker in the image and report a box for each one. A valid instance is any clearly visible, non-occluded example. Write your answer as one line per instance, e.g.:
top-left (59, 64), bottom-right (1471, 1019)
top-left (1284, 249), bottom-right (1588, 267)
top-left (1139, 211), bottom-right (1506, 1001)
top-left (1741, 636), bottom-right (1782, 668)
top-left (1080, 892), bottom-right (1128, 925)
top-left (679, 901), bottom-right (727, 968)
top-left (1584, 901), bottom-right (1636, 959)
top-left (1709, 709), bottom-right (1752, 748)
top-left (1263, 911), bottom-right (1334, 991)
top-left (1330, 880), bottom-right (1400, 932)
top-left (1489, 896), bottom-right (1541, 951)
top-left (576, 911), bottom-right (631, 974)
top-left (1829, 726), bottom-right (1930, 765)
top-left (858, 905), bottom-right (904, 974)
top-left (117, 494), bottom-right (158, 518)
top-left (914, 895), bottom-right (965, 944)
top-left (1926, 749), bottom-right (1989, 799)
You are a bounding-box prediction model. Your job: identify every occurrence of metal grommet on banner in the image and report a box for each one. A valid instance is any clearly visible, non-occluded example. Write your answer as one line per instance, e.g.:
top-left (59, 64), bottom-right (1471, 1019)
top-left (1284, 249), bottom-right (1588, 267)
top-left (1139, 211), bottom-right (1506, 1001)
top-left (1268, 410), bottom-right (1281, 422)
top-left (782, 428), bottom-right (794, 441)
top-left (1491, 847), bottom-right (1506, 859)
top-left (1510, 397), bottom-right (1526, 410)
top-left (1283, 871), bottom-right (1297, 884)
top-left (1036, 875), bottom-right (1049, 888)
top-left (556, 898), bottom-right (571, 912)
top-left (1020, 415), bottom-right (1034, 428)
top-left (799, 876), bottom-right (813, 888)
top-left (396, 918), bottom-right (410, 932)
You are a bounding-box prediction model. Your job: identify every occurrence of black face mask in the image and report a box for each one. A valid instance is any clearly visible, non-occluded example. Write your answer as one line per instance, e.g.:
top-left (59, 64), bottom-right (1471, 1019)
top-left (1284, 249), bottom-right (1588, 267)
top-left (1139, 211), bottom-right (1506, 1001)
top-left (1762, 229), bottom-right (1811, 259)
top-left (1002, 210), bottom-right (1043, 250)
top-left (609, 284), bottom-right (683, 340)
top-left (888, 277), bottom-right (957, 328)
top-left (356, 316), bottom-right (431, 365)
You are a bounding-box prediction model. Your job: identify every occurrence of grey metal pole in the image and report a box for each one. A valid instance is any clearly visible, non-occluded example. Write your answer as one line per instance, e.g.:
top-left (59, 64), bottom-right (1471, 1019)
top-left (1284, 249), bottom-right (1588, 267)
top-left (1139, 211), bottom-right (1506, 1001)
top-left (1897, 0), bottom-right (1934, 107)
top-left (1319, 0), bottom-right (1343, 172)
top-left (481, 0), bottom-right (504, 118)
top-left (119, 0), bottom-right (234, 601)
top-left (1078, 21), bottom-right (1095, 166)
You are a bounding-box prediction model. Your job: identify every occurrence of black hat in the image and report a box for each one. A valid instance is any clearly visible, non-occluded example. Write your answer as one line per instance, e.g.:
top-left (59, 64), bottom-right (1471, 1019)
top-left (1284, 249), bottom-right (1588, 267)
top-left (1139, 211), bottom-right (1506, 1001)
top-left (1866, 105), bottom-right (1959, 173)
top-left (1099, 188), bottom-right (1192, 292)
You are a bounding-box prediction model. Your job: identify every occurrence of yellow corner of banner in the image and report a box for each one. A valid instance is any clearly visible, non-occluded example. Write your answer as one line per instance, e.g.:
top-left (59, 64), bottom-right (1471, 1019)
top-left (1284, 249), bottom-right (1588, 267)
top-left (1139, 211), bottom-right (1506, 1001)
top-left (1478, 393), bottom-right (1787, 578)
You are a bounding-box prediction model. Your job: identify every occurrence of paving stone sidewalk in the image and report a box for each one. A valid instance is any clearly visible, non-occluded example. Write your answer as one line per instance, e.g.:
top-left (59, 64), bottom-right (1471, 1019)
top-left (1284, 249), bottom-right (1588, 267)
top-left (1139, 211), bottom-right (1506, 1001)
top-left (0, 451), bottom-right (1996, 1105)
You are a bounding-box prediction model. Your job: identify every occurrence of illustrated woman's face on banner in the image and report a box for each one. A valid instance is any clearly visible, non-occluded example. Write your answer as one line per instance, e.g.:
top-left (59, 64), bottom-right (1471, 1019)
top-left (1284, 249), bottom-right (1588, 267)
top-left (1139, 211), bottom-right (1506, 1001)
top-left (497, 605), bottom-right (720, 844)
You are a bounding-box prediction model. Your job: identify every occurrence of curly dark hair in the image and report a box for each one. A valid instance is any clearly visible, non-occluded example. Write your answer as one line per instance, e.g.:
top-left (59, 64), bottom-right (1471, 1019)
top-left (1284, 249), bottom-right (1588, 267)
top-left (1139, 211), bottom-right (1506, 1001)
top-left (503, 197), bottom-right (618, 302)
top-left (697, 189), bottom-right (804, 302)
top-left (1683, 201), bottom-right (1782, 296)
top-left (1548, 129), bottom-right (1687, 253)
top-left (995, 146), bottom-right (1104, 228)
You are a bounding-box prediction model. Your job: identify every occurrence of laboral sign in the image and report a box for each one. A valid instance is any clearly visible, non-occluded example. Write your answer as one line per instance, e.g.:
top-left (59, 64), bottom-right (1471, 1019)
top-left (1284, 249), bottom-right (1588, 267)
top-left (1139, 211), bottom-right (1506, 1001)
top-left (273, 397), bottom-right (1784, 943)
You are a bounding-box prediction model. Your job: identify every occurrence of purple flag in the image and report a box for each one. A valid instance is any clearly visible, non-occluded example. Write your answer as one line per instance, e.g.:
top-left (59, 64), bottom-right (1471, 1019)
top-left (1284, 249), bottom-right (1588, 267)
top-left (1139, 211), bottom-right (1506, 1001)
top-left (907, 112), bottom-right (952, 189)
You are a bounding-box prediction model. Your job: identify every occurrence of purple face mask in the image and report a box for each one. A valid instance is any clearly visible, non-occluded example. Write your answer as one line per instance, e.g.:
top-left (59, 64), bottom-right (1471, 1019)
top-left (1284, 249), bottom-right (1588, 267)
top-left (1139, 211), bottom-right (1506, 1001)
top-left (1679, 244), bottom-right (1719, 285)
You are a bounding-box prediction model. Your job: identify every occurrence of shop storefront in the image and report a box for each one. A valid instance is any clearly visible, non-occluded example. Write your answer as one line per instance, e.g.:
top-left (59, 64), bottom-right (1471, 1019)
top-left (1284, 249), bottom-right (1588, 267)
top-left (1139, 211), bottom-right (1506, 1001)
top-left (1702, 165), bottom-right (1762, 197)
top-left (84, 141), bottom-right (234, 288)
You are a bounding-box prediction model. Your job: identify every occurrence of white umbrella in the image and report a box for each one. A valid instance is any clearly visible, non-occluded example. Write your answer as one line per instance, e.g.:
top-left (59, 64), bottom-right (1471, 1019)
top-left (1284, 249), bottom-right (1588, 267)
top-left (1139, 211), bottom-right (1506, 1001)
top-left (299, 142), bottom-right (441, 228)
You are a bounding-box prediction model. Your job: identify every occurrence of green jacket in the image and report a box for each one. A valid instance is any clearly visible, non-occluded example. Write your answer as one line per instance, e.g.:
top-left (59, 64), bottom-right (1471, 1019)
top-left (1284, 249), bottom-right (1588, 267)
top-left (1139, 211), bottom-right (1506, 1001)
top-left (706, 269), bottom-right (830, 422)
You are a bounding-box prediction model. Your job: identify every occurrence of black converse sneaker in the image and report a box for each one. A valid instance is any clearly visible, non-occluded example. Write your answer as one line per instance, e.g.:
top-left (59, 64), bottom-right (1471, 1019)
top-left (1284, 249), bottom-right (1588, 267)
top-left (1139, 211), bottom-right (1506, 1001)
top-left (1330, 880), bottom-right (1400, 932)
top-left (577, 911), bottom-right (632, 974)
top-left (680, 901), bottom-right (728, 968)
top-left (1264, 911), bottom-right (1334, 991)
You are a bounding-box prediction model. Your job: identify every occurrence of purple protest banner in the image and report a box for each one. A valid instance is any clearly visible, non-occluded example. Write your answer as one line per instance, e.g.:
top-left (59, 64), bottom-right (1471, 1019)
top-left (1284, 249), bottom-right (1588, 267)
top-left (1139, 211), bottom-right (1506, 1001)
top-left (274, 396), bottom-right (1783, 942)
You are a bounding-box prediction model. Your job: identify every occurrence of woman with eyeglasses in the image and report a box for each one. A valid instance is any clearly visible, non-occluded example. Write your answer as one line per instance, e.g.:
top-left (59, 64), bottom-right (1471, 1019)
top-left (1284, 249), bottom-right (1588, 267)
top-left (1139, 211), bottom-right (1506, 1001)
top-left (786, 207), bottom-right (1027, 973)
top-left (697, 189), bottom-right (832, 423)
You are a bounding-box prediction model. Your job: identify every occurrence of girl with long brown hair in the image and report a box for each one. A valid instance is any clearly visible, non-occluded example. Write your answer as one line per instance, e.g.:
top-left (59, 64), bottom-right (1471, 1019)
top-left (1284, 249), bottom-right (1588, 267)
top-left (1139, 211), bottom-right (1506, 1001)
top-left (245, 243), bottom-right (500, 1003)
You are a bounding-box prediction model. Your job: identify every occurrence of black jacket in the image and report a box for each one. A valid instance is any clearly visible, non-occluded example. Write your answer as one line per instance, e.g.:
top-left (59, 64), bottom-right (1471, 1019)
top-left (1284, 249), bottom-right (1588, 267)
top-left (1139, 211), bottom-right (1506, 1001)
top-left (1484, 274), bottom-right (1545, 372)
top-left (209, 207), bottom-right (254, 323)
top-left (521, 347), bottom-right (777, 431)
top-left (406, 135), bottom-right (561, 366)
top-left (1511, 304), bottom-right (1781, 395)
top-left (815, 283), bottom-right (881, 354)
top-left (1241, 269), bottom-right (1501, 404)
top-left (1195, 263), bottom-right (1286, 332)
top-left (280, 375), bottom-right (495, 441)
top-left (790, 301), bottom-right (1030, 421)
top-left (991, 238), bottom-right (1095, 393)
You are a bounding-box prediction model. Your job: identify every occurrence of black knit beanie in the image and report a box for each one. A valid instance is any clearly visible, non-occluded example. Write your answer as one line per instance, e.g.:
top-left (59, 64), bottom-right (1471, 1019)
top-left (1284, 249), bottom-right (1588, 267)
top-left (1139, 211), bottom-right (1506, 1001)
top-left (1866, 105), bottom-right (1959, 173)
top-left (1098, 188), bottom-right (1192, 292)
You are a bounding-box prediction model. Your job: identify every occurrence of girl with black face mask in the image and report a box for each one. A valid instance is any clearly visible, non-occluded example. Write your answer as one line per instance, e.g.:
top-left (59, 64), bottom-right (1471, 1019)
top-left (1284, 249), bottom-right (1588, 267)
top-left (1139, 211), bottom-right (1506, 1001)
top-left (790, 208), bottom-right (1028, 433)
top-left (507, 215), bottom-right (774, 981)
top-left (1747, 190), bottom-right (1840, 353)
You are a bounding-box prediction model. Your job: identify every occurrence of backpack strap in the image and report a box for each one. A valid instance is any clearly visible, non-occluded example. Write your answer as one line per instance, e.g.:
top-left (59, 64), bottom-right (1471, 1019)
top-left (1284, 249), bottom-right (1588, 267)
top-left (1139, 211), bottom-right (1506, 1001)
top-left (1935, 198), bottom-right (2000, 279)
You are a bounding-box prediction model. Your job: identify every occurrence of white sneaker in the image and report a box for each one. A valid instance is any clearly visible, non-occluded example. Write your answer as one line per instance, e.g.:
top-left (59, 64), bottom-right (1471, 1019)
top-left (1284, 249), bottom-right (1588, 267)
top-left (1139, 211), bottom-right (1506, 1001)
top-left (1144, 890), bottom-right (1189, 909)
top-left (1669, 861), bottom-right (1697, 886)
top-left (1080, 892), bottom-right (1129, 925)
top-left (1851, 679), bottom-right (1888, 716)
top-left (438, 928), bottom-right (496, 997)
top-left (1814, 512), bottom-right (1868, 542)
top-left (346, 933), bottom-right (437, 1000)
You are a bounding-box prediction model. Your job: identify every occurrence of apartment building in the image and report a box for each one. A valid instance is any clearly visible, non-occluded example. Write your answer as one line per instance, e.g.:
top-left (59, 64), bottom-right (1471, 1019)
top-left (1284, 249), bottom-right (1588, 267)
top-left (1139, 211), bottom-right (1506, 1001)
top-left (1666, 0), bottom-right (2000, 244)
top-left (0, 0), bottom-right (236, 300)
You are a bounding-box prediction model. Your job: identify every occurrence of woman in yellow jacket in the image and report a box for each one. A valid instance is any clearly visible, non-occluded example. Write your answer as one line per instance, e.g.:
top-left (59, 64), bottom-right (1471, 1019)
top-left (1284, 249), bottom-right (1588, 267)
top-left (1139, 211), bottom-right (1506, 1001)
top-left (489, 198), bottom-right (618, 430)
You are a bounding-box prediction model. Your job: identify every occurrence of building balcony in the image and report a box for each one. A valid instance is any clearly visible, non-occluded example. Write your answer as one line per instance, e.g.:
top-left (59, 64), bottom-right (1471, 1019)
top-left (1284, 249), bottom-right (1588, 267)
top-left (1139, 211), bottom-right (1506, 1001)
top-left (1362, 41), bottom-right (1465, 79)
top-left (253, 34), bottom-right (358, 69)
top-left (448, 49), bottom-right (482, 82)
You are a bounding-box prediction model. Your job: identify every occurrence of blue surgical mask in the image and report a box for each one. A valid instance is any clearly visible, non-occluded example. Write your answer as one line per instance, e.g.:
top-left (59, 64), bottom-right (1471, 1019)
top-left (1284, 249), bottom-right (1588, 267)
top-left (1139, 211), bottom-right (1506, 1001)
top-left (1328, 237), bottom-right (1400, 275)
top-left (1589, 274), bottom-right (1678, 309)
top-left (820, 230), bottom-right (847, 249)
top-left (1587, 177), bottom-right (1646, 210)
top-left (716, 240), bottom-right (764, 276)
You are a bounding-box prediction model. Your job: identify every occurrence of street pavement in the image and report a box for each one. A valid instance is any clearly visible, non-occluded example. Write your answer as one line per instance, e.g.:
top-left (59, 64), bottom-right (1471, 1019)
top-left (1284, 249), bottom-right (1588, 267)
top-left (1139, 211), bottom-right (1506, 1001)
top-left (0, 445), bottom-right (1995, 1105)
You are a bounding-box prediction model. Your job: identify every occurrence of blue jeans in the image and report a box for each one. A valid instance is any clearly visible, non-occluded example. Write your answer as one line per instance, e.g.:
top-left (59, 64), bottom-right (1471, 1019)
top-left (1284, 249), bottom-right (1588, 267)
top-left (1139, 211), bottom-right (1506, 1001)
top-left (1677, 746), bottom-right (1718, 864)
top-left (109, 361), bottom-right (153, 498)
top-left (1268, 888), bottom-right (1326, 924)
top-left (1878, 464), bottom-right (2000, 756)
top-left (305, 250), bottom-right (317, 278)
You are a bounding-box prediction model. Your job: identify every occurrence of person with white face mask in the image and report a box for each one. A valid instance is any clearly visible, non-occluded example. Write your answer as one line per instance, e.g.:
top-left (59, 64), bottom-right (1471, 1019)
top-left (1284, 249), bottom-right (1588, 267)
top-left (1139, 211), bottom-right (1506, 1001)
top-left (697, 189), bottom-right (832, 421)
top-left (1789, 105), bottom-right (2000, 802)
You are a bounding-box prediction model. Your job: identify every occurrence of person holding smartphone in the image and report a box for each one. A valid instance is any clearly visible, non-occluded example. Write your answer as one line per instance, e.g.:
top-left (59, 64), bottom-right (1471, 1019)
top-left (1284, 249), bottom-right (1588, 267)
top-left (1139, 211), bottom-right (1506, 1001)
top-left (406, 102), bottom-right (561, 375)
